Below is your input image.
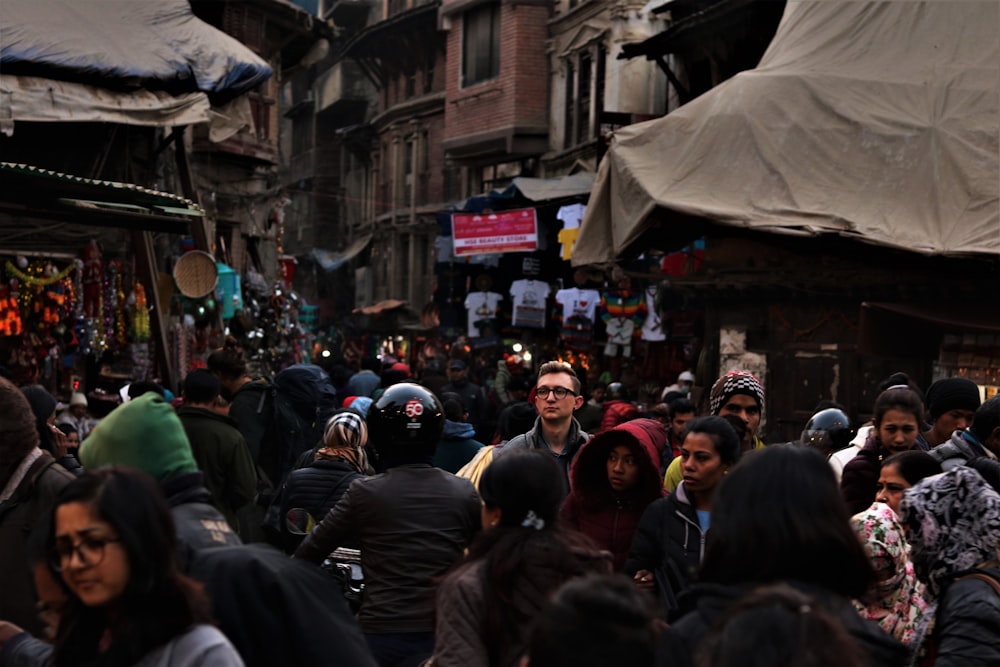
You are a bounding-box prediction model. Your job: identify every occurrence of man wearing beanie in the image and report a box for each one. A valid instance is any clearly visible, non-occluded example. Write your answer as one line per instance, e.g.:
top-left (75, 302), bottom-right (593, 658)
top-left (663, 370), bottom-right (766, 492)
top-left (930, 395), bottom-right (998, 470)
top-left (0, 377), bottom-right (75, 637)
top-left (923, 377), bottom-right (981, 447)
top-left (80, 392), bottom-right (241, 564)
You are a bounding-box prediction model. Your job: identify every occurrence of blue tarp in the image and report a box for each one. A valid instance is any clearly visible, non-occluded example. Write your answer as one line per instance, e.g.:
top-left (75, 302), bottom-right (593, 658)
top-left (1, 0), bottom-right (272, 100)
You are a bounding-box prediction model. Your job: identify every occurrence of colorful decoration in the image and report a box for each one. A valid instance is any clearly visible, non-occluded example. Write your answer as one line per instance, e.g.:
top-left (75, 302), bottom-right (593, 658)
top-left (0, 294), bottom-right (22, 336)
top-left (132, 283), bottom-right (151, 342)
top-left (82, 240), bottom-right (103, 319)
top-left (5, 260), bottom-right (76, 286)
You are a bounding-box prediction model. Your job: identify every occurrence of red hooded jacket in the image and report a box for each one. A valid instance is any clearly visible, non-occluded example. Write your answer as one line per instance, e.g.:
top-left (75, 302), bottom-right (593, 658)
top-left (560, 418), bottom-right (666, 570)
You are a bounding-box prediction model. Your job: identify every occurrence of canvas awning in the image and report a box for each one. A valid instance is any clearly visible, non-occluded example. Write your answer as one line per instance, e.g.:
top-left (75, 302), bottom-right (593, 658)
top-left (311, 235), bottom-right (373, 272)
top-left (510, 173), bottom-right (595, 202)
top-left (573, 1), bottom-right (1000, 266)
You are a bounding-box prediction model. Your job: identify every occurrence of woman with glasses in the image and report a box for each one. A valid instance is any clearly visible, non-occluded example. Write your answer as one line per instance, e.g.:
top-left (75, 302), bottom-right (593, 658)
top-left (48, 467), bottom-right (243, 666)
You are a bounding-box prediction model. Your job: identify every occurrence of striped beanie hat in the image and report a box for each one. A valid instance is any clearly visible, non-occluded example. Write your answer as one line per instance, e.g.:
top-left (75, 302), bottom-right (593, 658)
top-left (709, 370), bottom-right (765, 416)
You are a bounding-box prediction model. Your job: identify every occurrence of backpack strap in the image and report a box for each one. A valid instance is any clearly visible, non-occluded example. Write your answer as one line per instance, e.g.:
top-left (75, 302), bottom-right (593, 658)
top-left (958, 571), bottom-right (1000, 597)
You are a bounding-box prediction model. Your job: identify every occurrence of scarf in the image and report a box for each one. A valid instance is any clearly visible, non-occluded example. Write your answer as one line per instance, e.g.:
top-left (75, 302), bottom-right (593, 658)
top-left (851, 503), bottom-right (930, 645)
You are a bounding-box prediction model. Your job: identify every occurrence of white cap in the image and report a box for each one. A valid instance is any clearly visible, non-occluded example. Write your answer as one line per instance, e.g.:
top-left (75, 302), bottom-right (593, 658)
top-left (678, 371), bottom-right (696, 383)
top-left (119, 384), bottom-right (132, 403)
top-left (69, 392), bottom-right (88, 407)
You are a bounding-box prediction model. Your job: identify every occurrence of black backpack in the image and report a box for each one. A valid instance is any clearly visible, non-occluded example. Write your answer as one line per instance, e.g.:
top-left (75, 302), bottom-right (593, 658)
top-left (257, 364), bottom-right (339, 493)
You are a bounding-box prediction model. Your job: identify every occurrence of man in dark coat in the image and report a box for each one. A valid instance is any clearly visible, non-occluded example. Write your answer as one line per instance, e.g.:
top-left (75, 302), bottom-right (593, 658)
top-left (177, 369), bottom-right (257, 533)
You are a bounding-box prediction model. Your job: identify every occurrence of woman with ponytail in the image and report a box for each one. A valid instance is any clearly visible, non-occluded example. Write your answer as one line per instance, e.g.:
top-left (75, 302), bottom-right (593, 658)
top-left (430, 449), bottom-right (611, 667)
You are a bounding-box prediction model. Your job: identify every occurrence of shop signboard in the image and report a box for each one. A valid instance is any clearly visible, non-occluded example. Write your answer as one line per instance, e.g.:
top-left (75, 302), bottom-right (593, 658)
top-left (452, 208), bottom-right (538, 257)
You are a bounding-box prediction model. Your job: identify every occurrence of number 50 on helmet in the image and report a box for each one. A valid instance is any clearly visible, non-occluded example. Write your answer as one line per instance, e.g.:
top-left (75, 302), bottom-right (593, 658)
top-left (366, 383), bottom-right (444, 465)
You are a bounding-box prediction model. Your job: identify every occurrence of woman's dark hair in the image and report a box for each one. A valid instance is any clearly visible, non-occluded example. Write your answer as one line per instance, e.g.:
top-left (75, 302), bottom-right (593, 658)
top-left (694, 583), bottom-right (867, 667)
top-left (699, 444), bottom-right (874, 599)
top-left (206, 336), bottom-right (248, 380)
top-left (881, 450), bottom-right (941, 486)
top-left (872, 387), bottom-right (924, 428)
top-left (51, 467), bottom-right (212, 667)
top-left (526, 574), bottom-right (657, 667)
top-left (686, 416), bottom-right (741, 465)
top-left (20, 384), bottom-right (57, 455)
top-left (463, 449), bottom-right (594, 664)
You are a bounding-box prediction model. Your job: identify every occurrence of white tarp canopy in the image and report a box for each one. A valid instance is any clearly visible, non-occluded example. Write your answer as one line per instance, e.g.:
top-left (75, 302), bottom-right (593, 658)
top-left (573, 1), bottom-right (1000, 266)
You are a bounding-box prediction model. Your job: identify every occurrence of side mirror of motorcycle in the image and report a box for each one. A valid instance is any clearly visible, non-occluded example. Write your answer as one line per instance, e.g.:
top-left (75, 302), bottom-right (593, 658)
top-left (285, 508), bottom-right (316, 535)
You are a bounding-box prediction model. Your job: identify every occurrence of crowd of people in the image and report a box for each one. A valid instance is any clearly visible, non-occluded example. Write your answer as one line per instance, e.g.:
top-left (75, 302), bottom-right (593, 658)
top-left (1, 347), bottom-right (998, 667)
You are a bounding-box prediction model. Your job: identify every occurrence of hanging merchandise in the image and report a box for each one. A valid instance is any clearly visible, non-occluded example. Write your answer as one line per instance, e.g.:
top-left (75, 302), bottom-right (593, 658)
top-left (5, 260), bottom-right (76, 286)
top-left (509, 279), bottom-right (550, 329)
top-left (464, 290), bottom-right (502, 339)
top-left (555, 286), bottom-right (600, 352)
top-left (131, 283), bottom-right (151, 342)
top-left (600, 279), bottom-right (646, 359)
top-left (0, 291), bottom-right (22, 336)
top-left (556, 203), bottom-right (586, 261)
top-left (82, 240), bottom-right (103, 319)
top-left (640, 284), bottom-right (666, 342)
top-left (215, 262), bottom-right (243, 320)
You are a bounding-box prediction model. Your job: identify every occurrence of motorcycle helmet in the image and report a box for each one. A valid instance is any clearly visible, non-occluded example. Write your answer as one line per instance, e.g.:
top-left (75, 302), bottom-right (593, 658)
top-left (605, 382), bottom-right (630, 402)
top-left (366, 383), bottom-right (444, 465)
top-left (800, 408), bottom-right (853, 456)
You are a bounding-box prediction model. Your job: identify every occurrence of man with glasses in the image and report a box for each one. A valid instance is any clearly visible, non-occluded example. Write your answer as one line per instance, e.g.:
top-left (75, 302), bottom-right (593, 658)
top-left (496, 361), bottom-right (590, 487)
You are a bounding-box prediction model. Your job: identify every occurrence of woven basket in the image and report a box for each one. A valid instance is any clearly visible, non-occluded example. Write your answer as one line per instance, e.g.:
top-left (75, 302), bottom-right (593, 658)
top-left (173, 251), bottom-right (218, 298)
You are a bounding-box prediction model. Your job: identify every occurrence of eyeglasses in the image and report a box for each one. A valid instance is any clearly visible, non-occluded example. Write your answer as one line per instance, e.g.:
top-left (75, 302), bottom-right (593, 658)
top-left (50, 536), bottom-right (121, 572)
top-left (536, 386), bottom-right (577, 400)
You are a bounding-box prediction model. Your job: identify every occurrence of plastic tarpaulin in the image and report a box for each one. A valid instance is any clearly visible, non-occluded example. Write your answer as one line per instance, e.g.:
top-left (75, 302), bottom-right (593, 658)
top-left (573, 1), bottom-right (1000, 266)
top-left (1, 0), bottom-right (272, 100)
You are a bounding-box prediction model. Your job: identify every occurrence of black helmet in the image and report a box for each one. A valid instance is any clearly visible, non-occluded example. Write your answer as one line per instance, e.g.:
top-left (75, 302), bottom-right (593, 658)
top-left (800, 408), bottom-right (853, 455)
top-left (605, 382), bottom-right (630, 402)
top-left (367, 383), bottom-right (444, 463)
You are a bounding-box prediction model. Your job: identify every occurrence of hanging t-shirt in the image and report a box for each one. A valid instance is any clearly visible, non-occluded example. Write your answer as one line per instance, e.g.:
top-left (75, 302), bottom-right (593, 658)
top-left (641, 285), bottom-right (666, 342)
top-left (464, 292), bottom-right (503, 338)
top-left (556, 204), bottom-right (587, 261)
top-left (555, 288), bottom-right (600, 323)
top-left (510, 279), bottom-right (550, 329)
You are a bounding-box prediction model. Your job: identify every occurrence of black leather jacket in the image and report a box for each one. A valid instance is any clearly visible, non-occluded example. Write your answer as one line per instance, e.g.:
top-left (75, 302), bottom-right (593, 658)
top-left (294, 464), bottom-right (480, 633)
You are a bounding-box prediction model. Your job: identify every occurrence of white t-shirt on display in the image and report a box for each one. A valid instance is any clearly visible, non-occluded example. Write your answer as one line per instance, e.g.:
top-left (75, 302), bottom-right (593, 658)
top-left (510, 279), bottom-right (550, 328)
top-left (554, 288), bottom-right (600, 322)
top-left (464, 292), bottom-right (503, 338)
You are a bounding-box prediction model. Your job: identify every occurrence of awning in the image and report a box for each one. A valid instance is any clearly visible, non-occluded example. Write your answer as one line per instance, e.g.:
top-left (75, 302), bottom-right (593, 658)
top-left (1, 75), bottom-right (211, 135)
top-left (1, 0), bottom-right (271, 100)
top-left (509, 173), bottom-right (595, 202)
top-left (574, 1), bottom-right (1000, 266)
top-left (0, 162), bottom-right (203, 241)
top-left (310, 235), bottom-right (372, 272)
top-left (353, 299), bottom-right (406, 315)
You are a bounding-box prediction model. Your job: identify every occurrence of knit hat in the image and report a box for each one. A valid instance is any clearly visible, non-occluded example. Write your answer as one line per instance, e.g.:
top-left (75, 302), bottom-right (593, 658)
top-left (80, 392), bottom-right (198, 482)
top-left (69, 392), bottom-right (88, 408)
top-left (924, 377), bottom-right (980, 419)
top-left (343, 395), bottom-right (373, 417)
top-left (709, 370), bottom-right (765, 416)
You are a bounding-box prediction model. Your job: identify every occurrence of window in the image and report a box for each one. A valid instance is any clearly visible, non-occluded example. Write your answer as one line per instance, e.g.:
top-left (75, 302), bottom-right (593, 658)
top-left (563, 43), bottom-right (607, 149)
top-left (404, 137), bottom-right (415, 206)
top-left (462, 3), bottom-right (500, 87)
top-left (424, 52), bottom-right (436, 94)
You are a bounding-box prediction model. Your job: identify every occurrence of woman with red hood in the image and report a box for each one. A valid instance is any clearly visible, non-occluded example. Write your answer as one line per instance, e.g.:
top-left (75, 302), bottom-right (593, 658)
top-left (560, 418), bottom-right (667, 571)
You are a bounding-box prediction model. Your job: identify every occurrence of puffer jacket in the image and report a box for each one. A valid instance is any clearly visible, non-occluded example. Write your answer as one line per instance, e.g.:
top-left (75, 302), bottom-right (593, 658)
top-left (294, 464), bottom-right (481, 634)
top-left (929, 430), bottom-right (991, 471)
top-left (433, 542), bottom-right (611, 667)
top-left (279, 458), bottom-right (363, 552)
top-left (561, 418), bottom-right (667, 570)
top-left (625, 482), bottom-right (704, 617)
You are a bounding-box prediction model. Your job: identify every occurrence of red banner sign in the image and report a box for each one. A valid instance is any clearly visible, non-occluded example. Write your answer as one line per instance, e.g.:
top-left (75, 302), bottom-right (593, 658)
top-left (452, 208), bottom-right (538, 257)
